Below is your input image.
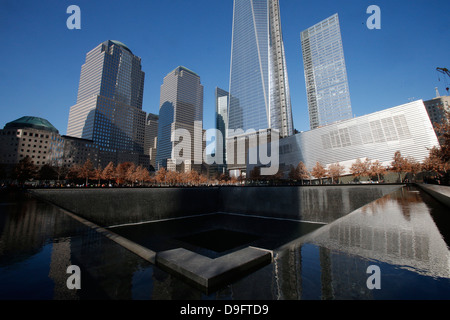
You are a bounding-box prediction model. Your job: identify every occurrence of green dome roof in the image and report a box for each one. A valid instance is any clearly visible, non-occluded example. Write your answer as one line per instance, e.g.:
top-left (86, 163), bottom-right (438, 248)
top-left (109, 40), bottom-right (133, 54)
top-left (4, 116), bottom-right (59, 133)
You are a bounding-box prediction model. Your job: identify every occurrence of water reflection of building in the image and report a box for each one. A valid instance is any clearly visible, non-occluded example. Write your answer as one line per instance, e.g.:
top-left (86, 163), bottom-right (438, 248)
top-left (49, 239), bottom-right (78, 300)
top-left (274, 188), bottom-right (450, 299)
top-left (0, 196), bottom-right (56, 263)
top-left (311, 190), bottom-right (450, 278)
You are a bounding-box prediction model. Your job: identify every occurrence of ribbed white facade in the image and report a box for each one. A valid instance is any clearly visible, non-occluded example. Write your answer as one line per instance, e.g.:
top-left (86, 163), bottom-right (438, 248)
top-left (279, 100), bottom-right (440, 172)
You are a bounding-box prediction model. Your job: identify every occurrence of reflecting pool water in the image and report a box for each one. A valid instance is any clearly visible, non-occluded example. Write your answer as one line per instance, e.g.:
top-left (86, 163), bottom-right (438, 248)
top-left (0, 186), bottom-right (449, 300)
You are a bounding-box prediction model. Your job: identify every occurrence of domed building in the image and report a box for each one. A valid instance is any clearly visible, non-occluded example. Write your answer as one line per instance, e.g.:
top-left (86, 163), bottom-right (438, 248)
top-left (0, 116), bottom-right (98, 177)
top-left (4, 116), bottom-right (60, 134)
top-left (0, 116), bottom-right (64, 169)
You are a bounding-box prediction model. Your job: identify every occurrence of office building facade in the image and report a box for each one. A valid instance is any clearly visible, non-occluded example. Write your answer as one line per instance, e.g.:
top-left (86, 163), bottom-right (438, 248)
top-left (228, 0), bottom-right (294, 138)
top-left (0, 116), bottom-right (98, 177)
top-left (276, 100), bottom-right (439, 175)
top-left (215, 87), bottom-right (229, 165)
top-left (67, 40), bottom-right (147, 168)
top-left (0, 117), bottom-right (63, 169)
top-left (156, 66), bottom-right (204, 172)
top-left (423, 95), bottom-right (450, 144)
top-left (301, 13), bottom-right (352, 129)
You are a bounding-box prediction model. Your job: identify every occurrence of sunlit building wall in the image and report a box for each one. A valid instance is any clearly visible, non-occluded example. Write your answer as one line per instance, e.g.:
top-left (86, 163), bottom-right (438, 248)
top-left (67, 40), bottom-right (146, 167)
top-left (156, 66), bottom-right (204, 172)
top-left (278, 100), bottom-right (439, 173)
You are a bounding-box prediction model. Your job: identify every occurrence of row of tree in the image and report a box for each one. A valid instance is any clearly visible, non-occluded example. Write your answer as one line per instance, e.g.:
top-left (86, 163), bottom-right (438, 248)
top-left (251, 107), bottom-right (450, 185)
top-left (281, 151), bottom-right (431, 185)
top-left (6, 107), bottom-right (450, 186)
top-left (8, 157), bottom-right (217, 187)
top-left (6, 147), bottom-right (449, 187)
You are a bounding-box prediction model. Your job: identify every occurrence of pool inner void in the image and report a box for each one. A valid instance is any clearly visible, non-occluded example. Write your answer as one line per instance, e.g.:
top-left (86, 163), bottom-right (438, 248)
top-left (107, 213), bottom-right (324, 293)
top-left (177, 229), bottom-right (260, 253)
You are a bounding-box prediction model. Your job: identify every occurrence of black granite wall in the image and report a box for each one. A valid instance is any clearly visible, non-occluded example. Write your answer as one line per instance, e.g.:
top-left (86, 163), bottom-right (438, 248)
top-left (30, 185), bottom-right (403, 226)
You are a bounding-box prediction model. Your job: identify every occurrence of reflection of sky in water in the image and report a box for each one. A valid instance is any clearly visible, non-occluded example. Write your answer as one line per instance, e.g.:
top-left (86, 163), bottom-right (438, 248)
top-left (0, 187), bottom-right (449, 300)
top-left (0, 243), bottom-right (54, 300)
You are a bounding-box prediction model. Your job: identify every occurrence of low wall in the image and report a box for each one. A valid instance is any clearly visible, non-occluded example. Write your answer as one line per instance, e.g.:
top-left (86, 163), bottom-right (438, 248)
top-left (219, 185), bottom-right (403, 223)
top-left (29, 184), bottom-right (404, 227)
top-left (415, 184), bottom-right (450, 207)
top-left (30, 187), bottom-right (220, 227)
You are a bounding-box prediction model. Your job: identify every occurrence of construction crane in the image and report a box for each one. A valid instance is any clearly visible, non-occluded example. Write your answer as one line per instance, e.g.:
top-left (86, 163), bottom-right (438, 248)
top-left (437, 67), bottom-right (450, 77)
top-left (436, 67), bottom-right (450, 95)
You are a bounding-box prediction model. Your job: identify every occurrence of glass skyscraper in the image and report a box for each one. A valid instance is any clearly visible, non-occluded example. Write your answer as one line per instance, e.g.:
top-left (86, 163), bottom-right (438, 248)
top-left (156, 66), bottom-right (204, 172)
top-left (301, 13), bottom-right (352, 130)
top-left (228, 0), bottom-right (294, 138)
top-left (67, 40), bottom-right (146, 167)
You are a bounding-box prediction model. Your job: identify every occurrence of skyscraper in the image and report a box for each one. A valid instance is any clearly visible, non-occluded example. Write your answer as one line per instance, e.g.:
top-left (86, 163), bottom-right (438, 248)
top-left (67, 40), bottom-right (146, 167)
top-left (215, 87), bottom-right (229, 165)
top-left (301, 13), bottom-right (352, 130)
top-left (228, 0), bottom-right (294, 139)
top-left (156, 66), bottom-right (204, 172)
top-left (143, 113), bottom-right (159, 169)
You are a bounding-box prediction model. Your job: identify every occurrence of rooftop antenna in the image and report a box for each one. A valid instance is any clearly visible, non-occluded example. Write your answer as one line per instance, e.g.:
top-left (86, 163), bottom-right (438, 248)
top-left (435, 87), bottom-right (440, 98)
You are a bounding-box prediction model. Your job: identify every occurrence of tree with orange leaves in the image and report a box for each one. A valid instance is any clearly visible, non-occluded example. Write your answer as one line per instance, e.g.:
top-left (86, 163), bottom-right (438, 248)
top-left (311, 161), bottom-right (327, 184)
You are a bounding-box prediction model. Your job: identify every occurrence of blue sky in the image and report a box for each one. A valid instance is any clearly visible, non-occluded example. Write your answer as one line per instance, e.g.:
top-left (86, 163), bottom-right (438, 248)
top-left (0, 0), bottom-right (449, 135)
